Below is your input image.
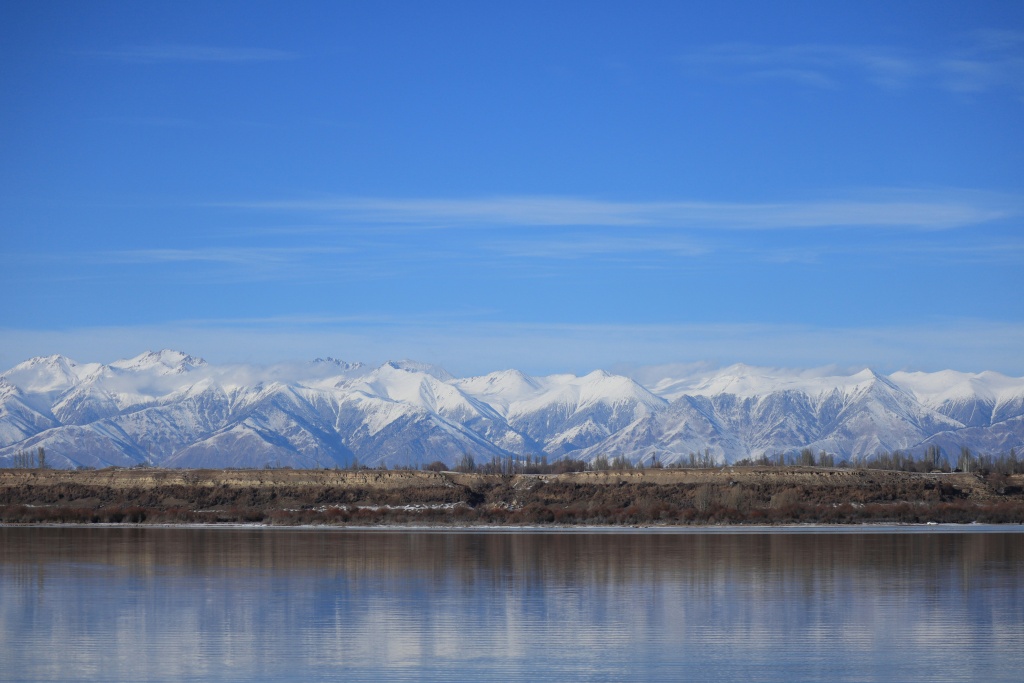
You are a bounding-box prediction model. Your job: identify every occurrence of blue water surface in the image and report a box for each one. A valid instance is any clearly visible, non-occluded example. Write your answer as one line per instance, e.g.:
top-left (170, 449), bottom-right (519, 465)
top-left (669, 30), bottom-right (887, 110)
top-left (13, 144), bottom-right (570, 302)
top-left (1, 526), bottom-right (1022, 682)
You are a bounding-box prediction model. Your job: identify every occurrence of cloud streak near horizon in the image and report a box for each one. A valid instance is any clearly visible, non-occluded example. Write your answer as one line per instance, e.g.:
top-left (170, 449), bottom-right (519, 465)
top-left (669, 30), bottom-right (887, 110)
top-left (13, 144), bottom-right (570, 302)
top-left (4, 318), bottom-right (1024, 377)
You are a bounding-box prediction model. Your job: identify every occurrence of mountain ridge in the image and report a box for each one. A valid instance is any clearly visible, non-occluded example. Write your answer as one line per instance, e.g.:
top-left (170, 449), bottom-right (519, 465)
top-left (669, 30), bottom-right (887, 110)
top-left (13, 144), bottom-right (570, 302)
top-left (1, 350), bottom-right (1022, 470)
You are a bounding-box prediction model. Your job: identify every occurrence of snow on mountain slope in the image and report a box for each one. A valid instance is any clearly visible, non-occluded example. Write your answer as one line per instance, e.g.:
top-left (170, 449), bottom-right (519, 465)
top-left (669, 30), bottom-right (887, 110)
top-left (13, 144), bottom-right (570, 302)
top-left (163, 422), bottom-right (334, 470)
top-left (102, 385), bottom-right (238, 460)
top-left (466, 370), bottom-right (668, 455)
top-left (890, 369), bottom-right (1024, 404)
top-left (1, 352), bottom-right (1022, 468)
top-left (26, 350), bottom-right (211, 426)
top-left (574, 368), bottom-right (968, 464)
top-left (52, 371), bottom-right (189, 425)
top-left (920, 415), bottom-right (1024, 457)
top-left (360, 362), bottom-right (489, 417)
top-left (890, 370), bottom-right (1024, 427)
top-left (108, 350), bottom-right (207, 375)
top-left (0, 380), bottom-right (61, 444)
top-left (228, 383), bottom-right (352, 463)
top-left (330, 399), bottom-right (511, 468)
top-left (300, 358), bottom-right (371, 389)
top-left (384, 359), bottom-right (454, 382)
top-left (1, 355), bottom-right (102, 396)
top-left (800, 372), bottom-right (962, 458)
top-left (0, 421), bottom-right (148, 469)
top-left (353, 363), bottom-right (537, 454)
top-left (652, 364), bottom-right (898, 401)
top-left (574, 395), bottom-right (734, 464)
top-left (453, 369), bottom-right (543, 413)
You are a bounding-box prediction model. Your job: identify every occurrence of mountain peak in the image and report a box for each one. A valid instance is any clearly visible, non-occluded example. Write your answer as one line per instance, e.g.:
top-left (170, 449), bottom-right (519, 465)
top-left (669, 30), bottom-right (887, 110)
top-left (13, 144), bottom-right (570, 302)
top-left (13, 354), bottom-right (78, 370)
top-left (1, 354), bottom-right (92, 394)
top-left (582, 369), bottom-right (612, 380)
top-left (312, 356), bottom-right (347, 366)
top-left (456, 369), bottom-right (541, 397)
top-left (311, 357), bottom-right (362, 371)
top-left (109, 350), bottom-right (207, 374)
top-left (380, 360), bottom-right (454, 382)
top-left (850, 367), bottom-right (882, 381)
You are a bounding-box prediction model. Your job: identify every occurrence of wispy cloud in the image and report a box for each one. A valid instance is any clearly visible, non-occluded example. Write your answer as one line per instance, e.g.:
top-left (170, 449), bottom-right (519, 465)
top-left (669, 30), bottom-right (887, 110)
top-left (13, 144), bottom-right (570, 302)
top-left (734, 237), bottom-right (1024, 267)
top-left (10, 190), bottom-right (1017, 290)
top-left (874, 240), bottom-right (1024, 265)
top-left (680, 43), bottom-right (919, 89)
top-left (15, 240), bottom-right (496, 285)
top-left (679, 32), bottom-right (1024, 96)
top-left (941, 30), bottom-right (1024, 94)
top-left (94, 246), bottom-right (349, 266)
top-left (486, 234), bottom-right (709, 259)
top-left (18, 246), bottom-right (361, 285)
top-left (222, 192), bottom-right (1015, 231)
top-left (83, 44), bottom-right (297, 64)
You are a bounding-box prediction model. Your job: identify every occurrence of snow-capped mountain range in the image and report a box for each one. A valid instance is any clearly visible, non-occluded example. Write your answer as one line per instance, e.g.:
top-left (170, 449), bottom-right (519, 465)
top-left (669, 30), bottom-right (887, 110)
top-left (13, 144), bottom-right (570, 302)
top-left (1, 350), bottom-right (1022, 470)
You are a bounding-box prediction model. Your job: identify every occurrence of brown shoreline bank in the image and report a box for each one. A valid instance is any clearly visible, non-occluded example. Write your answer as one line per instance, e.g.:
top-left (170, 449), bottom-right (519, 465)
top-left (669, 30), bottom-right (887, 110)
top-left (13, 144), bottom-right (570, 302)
top-left (2, 467), bottom-right (1023, 526)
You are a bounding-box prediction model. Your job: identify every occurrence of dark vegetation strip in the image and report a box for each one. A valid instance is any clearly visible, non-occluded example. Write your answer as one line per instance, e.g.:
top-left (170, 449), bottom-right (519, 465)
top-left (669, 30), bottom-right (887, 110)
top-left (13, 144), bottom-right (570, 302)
top-left (2, 469), bottom-right (1024, 526)
top-left (430, 444), bottom-right (1023, 475)
top-left (2, 500), bottom-right (1024, 526)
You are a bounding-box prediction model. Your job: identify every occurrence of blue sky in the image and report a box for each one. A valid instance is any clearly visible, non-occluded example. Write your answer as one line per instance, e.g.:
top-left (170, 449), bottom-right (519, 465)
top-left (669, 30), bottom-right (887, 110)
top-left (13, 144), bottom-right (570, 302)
top-left (2, 1), bottom-right (1022, 375)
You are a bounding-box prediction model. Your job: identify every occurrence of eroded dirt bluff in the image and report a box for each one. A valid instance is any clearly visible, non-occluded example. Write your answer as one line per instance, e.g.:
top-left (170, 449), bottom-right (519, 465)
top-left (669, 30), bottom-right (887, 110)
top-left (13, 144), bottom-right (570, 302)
top-left (1, 467), bottom-right (1022, 525)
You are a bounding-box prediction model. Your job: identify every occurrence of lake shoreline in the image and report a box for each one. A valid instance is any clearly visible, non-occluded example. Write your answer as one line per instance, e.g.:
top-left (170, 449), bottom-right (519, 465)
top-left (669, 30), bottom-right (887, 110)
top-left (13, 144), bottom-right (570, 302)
top-left (3, 466), bottom-right (1024, 526)
top-left (4, 521), bottom-right (1024, 533)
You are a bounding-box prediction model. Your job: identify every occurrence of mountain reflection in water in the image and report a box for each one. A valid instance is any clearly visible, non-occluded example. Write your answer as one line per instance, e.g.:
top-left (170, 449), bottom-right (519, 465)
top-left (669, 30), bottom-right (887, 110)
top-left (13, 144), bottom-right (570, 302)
top-left (1, 527), bottom-right (1022, 682)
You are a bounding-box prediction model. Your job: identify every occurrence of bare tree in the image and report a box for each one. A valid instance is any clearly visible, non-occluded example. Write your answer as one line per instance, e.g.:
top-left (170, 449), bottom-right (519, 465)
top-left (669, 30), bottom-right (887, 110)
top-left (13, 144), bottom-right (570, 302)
top-left (455, 453), bottom-right (476, 473)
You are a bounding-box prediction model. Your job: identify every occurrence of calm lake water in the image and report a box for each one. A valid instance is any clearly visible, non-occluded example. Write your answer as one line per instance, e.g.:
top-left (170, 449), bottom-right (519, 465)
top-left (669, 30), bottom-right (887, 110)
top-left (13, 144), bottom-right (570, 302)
top-left (1, 526), bottom-right (1022, 682)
